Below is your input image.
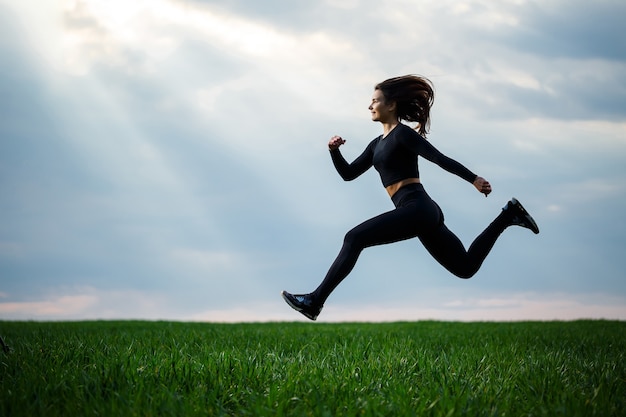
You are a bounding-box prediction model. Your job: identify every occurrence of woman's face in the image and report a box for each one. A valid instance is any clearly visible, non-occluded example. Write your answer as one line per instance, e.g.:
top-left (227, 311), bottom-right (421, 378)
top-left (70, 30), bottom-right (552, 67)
top-left (369, 89), bottom-right (396, 123)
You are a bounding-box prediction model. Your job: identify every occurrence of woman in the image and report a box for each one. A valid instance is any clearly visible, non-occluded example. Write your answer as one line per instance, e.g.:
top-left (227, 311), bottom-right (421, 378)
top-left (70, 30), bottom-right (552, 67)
top-left (282, 75), bottom-right (539, 321)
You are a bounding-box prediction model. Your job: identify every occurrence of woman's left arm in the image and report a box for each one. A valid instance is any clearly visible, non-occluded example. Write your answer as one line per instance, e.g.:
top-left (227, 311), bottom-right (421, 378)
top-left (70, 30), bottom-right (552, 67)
top-left (404, 131), bottom-right (491, 196)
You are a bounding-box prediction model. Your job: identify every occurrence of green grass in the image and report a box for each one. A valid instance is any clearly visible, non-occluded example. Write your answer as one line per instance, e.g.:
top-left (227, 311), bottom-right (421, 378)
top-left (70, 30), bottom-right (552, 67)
top-left (0, 320), bottom-right (624, 416)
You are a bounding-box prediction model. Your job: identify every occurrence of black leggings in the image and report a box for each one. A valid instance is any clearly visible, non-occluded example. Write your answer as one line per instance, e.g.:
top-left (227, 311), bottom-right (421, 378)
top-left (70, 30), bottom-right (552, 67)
top-left (311, 184), bottom-right (509, 305)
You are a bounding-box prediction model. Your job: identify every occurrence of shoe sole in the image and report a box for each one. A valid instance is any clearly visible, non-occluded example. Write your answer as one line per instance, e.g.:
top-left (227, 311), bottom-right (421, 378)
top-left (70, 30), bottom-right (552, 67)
top-left (511, 198), bottom-right (540, 234)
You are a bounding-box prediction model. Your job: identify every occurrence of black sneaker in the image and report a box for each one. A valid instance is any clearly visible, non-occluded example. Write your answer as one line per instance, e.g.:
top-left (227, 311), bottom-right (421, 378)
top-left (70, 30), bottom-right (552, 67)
top-left (281, 291), bottom-right (323, 321)
top-left (504, 198), bottom-right (540, 234)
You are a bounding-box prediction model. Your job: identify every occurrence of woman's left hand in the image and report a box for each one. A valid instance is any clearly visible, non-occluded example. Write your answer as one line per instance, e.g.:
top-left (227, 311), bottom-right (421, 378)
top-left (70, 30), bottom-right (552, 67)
top-left (473, 176), bottom-right (492, 197)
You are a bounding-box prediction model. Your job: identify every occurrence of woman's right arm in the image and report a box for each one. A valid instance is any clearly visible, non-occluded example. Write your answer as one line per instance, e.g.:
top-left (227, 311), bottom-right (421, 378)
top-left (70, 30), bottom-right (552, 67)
top-left (328, 135), bottom-right (374, 181)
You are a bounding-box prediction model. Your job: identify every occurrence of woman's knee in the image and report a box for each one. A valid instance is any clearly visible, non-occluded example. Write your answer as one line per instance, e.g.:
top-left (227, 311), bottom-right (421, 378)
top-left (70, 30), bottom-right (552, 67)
top-left (452, 268), bottom-right (476, 279)
top-left (450, 260), bottom-right (481, 279)
top-left (439, 257), bottom-right (478, 279)
top-left (344, 228), bottom-right (363, 247)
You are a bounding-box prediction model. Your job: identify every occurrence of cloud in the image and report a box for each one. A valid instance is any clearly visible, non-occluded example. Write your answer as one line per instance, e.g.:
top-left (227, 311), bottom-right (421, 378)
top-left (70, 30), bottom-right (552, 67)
top-left (503, 0), bottom-right (626, 61)
top-left (0, 288), bottom-right (169, 320)
top-left (2, 287), bottom-right (624, 322)
top-left (1, 0), bottom-right (625, 322)
top-left (437, 292), bottom-right (626, 321)
top-left (55, 0), bottom-right (626, 126)
top-left (375, 1), bottom-right (626, 122)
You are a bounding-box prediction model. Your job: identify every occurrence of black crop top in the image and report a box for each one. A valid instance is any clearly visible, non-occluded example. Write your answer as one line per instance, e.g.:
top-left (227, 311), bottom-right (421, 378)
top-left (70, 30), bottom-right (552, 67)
top-left (330, 123), bottom-right (477, 187)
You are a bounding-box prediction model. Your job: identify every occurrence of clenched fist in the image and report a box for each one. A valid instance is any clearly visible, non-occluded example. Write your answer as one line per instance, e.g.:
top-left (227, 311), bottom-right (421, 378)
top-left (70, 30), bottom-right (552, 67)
top-left (328, 135), bottom-right (346, 150)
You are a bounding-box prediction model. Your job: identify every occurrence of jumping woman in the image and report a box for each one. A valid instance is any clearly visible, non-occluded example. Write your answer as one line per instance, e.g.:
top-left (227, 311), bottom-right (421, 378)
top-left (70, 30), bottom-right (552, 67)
top-left (282, 75), bottom-right (539, 320)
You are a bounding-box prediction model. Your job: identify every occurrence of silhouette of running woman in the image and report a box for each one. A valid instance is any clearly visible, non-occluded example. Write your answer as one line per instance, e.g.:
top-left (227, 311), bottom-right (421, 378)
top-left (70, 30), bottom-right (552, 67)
top-left (282, 75), bottom-right (539, 320)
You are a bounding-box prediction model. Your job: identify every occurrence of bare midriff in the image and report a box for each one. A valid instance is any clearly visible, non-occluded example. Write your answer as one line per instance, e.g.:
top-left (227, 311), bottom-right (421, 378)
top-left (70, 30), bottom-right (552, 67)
top-left (386, 178), bottom-right (420, 198)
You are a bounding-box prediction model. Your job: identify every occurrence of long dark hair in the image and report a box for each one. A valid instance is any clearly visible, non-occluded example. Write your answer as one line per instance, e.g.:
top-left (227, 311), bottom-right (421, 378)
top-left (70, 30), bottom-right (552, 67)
top-left (375, 75), bottom-right (434, 136)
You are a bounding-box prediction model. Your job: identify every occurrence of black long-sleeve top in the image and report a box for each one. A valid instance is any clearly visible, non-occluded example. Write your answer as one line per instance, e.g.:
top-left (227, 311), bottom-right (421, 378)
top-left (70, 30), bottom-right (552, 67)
top-left (329, 123), bottom-right (477, 187)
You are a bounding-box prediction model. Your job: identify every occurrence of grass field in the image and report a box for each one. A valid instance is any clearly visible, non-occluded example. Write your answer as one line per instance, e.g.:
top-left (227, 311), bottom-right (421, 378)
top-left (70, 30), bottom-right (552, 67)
top-left (0, 320), bottom-right (624, 416)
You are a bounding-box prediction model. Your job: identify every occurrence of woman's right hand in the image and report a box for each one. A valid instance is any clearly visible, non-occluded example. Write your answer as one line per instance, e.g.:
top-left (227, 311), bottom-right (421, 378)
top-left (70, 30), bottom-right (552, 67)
top-left (328, 135), bottom-right (346, 150)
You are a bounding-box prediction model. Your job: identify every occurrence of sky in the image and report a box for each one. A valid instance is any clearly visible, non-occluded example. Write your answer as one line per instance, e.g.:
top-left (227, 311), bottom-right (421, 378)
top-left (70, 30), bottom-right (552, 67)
top-left (1, 0), bottom-right (625, 322)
